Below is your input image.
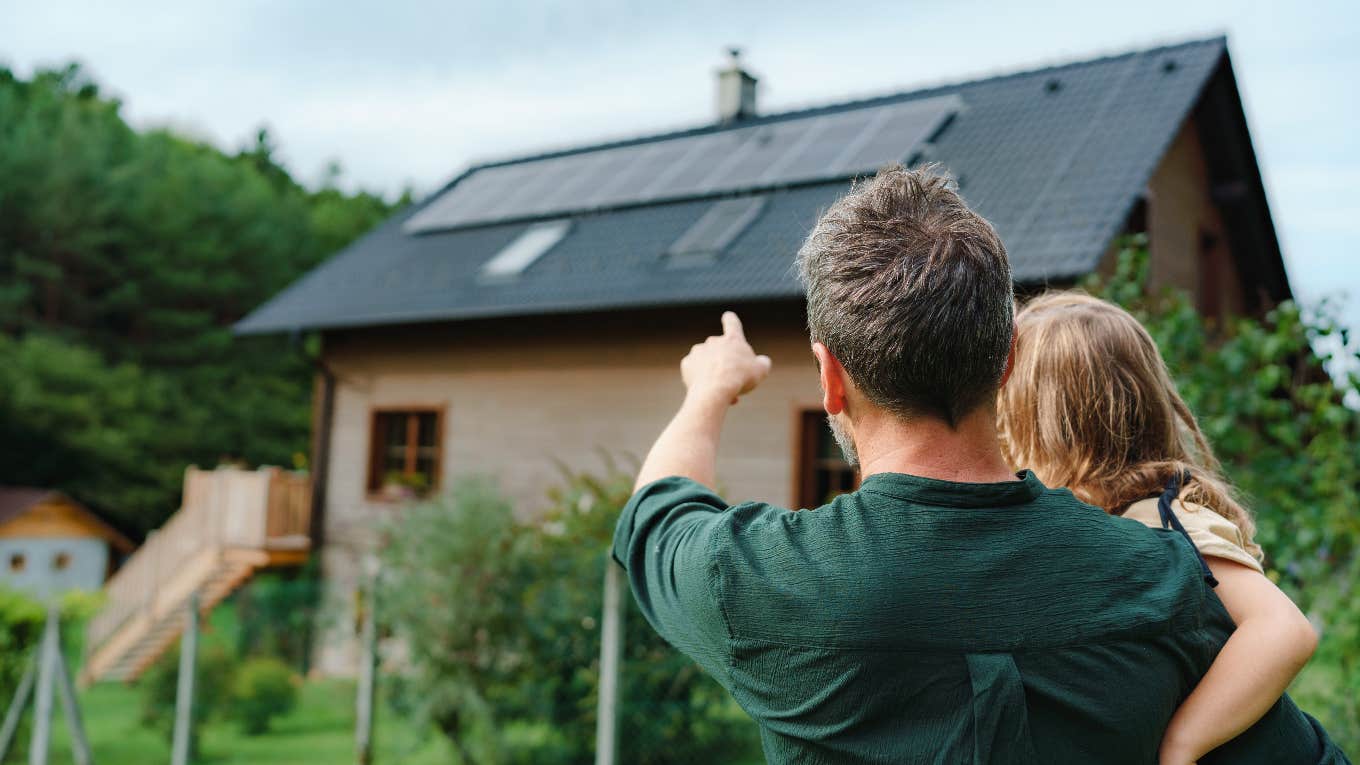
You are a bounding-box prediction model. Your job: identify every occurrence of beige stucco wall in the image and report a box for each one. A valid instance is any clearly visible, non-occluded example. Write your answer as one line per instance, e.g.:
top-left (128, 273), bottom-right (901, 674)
top-left (1096, 116), bottom-right (1246, 318)
top-left (313, 304), bottom-right (823, 674)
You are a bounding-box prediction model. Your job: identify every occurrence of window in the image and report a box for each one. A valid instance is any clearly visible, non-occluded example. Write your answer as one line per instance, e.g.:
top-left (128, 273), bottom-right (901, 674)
top-left (1197, 228), bottom-right (1225, 319)
top-left (1121, 196), bottom-right (1148, 236)
top-left (8, 553), bottom-right (25, 572)
top-left (480, 220), bottom-right (571, 281)
top-left (368, 409), bottom-right (442, 497)
top-left (796, 410), bottom-right (859, 508)
top-left (53, 552), bottom-right (71, 571)
top-left (665, 196), bottom-right (766, 268)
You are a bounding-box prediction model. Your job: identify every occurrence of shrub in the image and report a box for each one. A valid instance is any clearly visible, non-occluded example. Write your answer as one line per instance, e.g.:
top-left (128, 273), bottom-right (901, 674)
top-left (139, 642), bottom-right (236, 751)
top-left (378, 469), bottom-right (762, 765)
top-left (232, 562), bottom-right (322, 673)
top-left (0, 587), bottom-right (46, 696)
top-left (230, 656), bottom-right (299, 735)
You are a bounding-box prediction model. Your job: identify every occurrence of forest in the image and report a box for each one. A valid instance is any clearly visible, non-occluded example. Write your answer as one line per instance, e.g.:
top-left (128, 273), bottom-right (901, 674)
top-left (0, 63), bottom-right (402, 535)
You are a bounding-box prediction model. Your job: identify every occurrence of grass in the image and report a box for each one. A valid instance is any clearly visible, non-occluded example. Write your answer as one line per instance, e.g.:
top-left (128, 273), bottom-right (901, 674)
top-left (15, 604), bottom-right (455, 765)
top-left (36, 678), bottom-right (455, 765)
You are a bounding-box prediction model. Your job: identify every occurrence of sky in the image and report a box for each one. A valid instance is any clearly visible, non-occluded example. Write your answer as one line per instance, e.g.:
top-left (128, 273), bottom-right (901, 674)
top-left (3, 0), bottom-right (1358, 332)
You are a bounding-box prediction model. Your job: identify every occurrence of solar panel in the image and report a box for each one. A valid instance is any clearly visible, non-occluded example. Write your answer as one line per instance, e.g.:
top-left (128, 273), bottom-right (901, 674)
top-left (833, 98), bottom-right (958, 173)
top-left (584, 141), bottom-right (687, 208)
top-left (701, 120), bottom-right (815, 193)
top-left (404, 94), bottom-right (961, 234)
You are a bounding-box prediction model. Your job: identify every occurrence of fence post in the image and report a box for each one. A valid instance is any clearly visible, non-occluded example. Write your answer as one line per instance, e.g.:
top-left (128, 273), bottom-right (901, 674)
top-left (355, 568), bottom-right (378, 765)
top-left (0, 655), bottom-right (36, 762)
top-left (171, 594), bottom-right (200, 765)
top-left (594, 562), bottom-right (624, 765)
top-left (28, 605), bottom-right (59, 765)
top-left (54, 644), bottom-right (93, 765)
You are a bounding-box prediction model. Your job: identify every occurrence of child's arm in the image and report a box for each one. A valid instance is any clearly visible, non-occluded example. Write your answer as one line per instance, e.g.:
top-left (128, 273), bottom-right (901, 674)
top-left (1158, 558), bottom-right (1318, 765)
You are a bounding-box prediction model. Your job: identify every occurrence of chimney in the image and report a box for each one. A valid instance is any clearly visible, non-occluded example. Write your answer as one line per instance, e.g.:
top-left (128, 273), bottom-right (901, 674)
top-left (716, 47), bottom-right (758, 123)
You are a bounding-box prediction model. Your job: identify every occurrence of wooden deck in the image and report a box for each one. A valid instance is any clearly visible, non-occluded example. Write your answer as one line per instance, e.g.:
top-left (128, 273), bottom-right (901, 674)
top-left (81, 466), bottom-right (311, 685)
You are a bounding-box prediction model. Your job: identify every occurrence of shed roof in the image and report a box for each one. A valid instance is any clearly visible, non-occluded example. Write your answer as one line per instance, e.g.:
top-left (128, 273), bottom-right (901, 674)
top-left (0, 488), bottom-right (136, 554)
top-left (238, 37), bottom-right (1270, 335)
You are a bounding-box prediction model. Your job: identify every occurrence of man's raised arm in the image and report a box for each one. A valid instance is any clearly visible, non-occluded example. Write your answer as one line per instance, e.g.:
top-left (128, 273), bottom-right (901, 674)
top-left (611, 312), bottom-right (771, 684)
top-left (632, 311), bottom-right (772, 491)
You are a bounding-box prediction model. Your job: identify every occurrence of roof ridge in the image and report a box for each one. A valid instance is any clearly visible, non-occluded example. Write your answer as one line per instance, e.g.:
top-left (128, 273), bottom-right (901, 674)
top-left (459, 35), bottom-right (1226, 174)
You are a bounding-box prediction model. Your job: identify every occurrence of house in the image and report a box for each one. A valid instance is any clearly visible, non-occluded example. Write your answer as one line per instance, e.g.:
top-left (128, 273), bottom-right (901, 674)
top-left (237, 37), bottom-right (1289, 674)
top-left (0, 488), bottom-right (134, 600)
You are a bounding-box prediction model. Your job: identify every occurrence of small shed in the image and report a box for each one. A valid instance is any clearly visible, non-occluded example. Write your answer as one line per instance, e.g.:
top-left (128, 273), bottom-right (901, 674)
top-left (0, 488), bottom-right (134, 599)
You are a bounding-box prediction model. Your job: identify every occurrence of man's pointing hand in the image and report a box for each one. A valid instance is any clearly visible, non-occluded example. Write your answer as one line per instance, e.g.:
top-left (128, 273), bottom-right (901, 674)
top-left (681, 311), bottom-right (773, 405)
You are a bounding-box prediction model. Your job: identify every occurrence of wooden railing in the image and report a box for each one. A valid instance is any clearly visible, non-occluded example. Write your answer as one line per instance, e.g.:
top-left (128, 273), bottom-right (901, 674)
top-left (84, 466), bottom-right (311, 660)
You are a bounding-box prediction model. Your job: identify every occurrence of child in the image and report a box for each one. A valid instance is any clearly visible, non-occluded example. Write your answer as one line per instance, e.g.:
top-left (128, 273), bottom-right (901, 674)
top-left (996, 292), bottom-right (1319, 765)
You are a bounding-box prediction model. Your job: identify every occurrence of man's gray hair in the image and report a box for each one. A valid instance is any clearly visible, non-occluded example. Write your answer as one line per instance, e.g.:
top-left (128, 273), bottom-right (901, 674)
top-left (797, 164), bottom-right (1014, 426)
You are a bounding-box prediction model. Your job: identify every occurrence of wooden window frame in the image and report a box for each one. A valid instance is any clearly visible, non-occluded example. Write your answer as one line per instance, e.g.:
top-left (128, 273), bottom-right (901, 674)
top-left (792, 408), bottom-right (860, 509)
top-left (366, 405), bottom-right (445, 500)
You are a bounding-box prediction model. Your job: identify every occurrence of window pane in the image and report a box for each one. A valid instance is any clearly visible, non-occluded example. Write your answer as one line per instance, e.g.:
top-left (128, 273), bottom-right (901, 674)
top-left (417, 413), bottom-right (438, 448)
top-left (370, 409), bottom-right (442, 495)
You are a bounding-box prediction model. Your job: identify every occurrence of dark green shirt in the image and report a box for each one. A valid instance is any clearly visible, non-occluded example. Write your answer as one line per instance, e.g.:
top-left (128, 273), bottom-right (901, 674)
top-left (613, 473), bottom-right (1348, 765)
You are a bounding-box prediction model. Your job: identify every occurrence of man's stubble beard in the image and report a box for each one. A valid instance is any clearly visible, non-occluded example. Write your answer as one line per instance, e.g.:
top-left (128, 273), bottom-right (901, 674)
top-left (826, 412), bottom-right (859, 468)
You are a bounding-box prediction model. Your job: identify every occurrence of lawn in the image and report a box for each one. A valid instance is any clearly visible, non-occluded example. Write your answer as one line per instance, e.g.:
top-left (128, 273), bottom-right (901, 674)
top-left (37, 678), bottom-right (454, 765)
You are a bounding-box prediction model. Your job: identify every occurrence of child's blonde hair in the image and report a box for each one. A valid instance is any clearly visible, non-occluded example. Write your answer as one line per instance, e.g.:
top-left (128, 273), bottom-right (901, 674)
top-left (997, 292), bottom-right (1262, 561)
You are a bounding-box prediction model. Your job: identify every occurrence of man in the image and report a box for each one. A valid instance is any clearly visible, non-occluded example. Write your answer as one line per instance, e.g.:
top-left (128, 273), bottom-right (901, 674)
top-left (612, 166), bottom-right (1342, 763)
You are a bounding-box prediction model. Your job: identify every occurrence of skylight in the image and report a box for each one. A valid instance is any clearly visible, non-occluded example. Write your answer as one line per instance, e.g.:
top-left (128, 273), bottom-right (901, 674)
top-left (480, 220), bottom-right (571, 281)
top-left (665, 196), bottom-right (766, 268)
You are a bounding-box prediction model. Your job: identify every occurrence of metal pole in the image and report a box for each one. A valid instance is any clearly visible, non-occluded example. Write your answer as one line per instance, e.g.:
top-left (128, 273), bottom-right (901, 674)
top-left (594, 563), bottom-right (624, 765)
top-left (0, 654), bottom-right (36, 762)
top-left (355, 573), bottom-right (377, 765)
top-left (29, 605), bottom-right (59, 765)
top-left (55, 646), bottom-right (94, 765)
top-left (171, 594), bottom-right (199, 765)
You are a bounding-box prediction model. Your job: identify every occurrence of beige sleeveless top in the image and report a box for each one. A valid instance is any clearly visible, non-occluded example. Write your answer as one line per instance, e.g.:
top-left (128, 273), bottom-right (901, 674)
top-left (1124, 497), bottom-right (1264, 574)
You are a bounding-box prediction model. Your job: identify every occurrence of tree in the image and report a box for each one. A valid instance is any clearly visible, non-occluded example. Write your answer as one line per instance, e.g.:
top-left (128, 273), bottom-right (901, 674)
top-left (0, 63), bottom-right (399, 533)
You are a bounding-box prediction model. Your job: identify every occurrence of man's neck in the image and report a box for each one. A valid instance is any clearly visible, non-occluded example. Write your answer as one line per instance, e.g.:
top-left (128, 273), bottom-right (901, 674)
top-left (853, 404), bottom-right (1018, 484)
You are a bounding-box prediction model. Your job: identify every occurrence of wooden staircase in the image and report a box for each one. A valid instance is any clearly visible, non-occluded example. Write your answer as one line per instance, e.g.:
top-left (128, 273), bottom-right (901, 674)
top-left (81, 467), bottom-right (311, 685)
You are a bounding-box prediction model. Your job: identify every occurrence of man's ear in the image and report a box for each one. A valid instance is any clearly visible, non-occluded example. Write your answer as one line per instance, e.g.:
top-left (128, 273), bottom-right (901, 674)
top-left (998, 329), bottom-right (1017, 388)
top-left (812, 342), bottom-right (849, 416)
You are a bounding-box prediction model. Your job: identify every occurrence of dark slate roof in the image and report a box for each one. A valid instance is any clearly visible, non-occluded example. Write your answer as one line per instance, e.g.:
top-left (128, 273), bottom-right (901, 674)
top-left (238, 37), bottom-right (1231, 334)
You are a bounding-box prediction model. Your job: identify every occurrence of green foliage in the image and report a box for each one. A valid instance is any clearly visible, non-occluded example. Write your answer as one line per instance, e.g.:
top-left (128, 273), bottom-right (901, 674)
top-left (230, 657), bottom-right (299, 735)
top-left (0, 587), bottom-right (46, 700)
top-left (0, 586), bottom-right (103, 698)
top-left (1084, 242), bottom-right (1360, 749)
top-left (378, 467), bottom-right (761, 764)
top-left (0, 63), bottom-right (399, 533)
top-left (232, 564), bottom-right (323, 674)
top-left (139, 643), bottom-right (237, 753)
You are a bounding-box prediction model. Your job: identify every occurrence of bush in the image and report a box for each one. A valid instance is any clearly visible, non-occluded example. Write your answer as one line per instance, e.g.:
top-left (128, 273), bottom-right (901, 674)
top-left (232, 563), bottom-right (322, 673)
top-left (230, 656), bottom-right (299, 735)
top-left (378, 469), bottom-right (761, 765)
top-left (0, 587), bottom-right (46, 696)
top-left (140, 642), bottom-right (236, 751)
